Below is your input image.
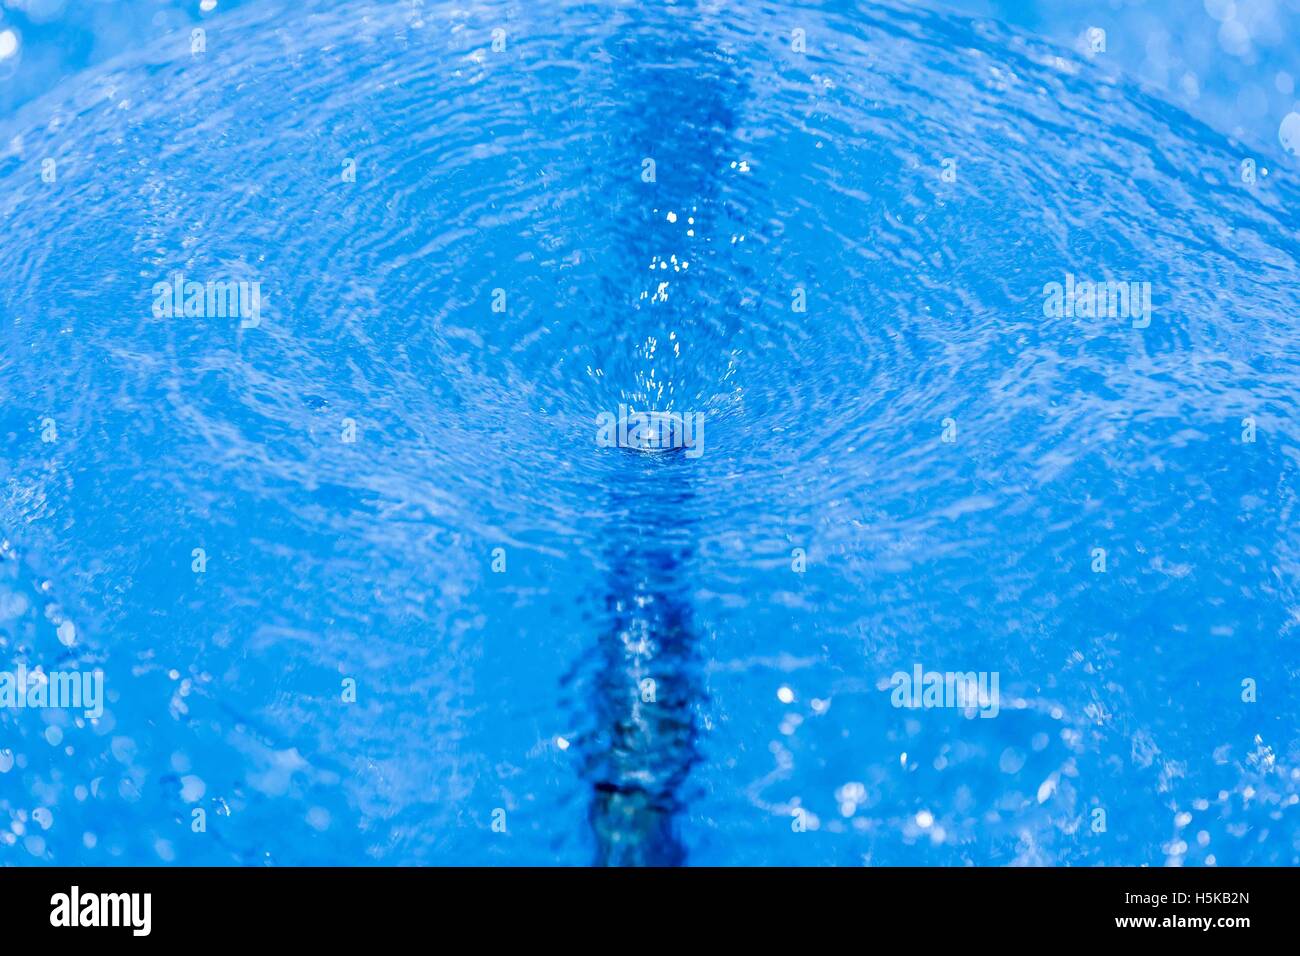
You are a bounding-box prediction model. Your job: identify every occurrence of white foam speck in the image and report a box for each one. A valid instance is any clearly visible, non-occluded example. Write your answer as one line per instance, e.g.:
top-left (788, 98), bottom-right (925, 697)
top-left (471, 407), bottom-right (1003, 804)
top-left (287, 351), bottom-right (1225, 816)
top-left (1279, 112), bottom-right (1300, 155)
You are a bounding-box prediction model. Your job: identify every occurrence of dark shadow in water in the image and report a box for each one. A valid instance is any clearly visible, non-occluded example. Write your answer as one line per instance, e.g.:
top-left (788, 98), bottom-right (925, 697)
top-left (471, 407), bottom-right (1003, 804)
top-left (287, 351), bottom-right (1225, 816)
top-left (574, 3), bottom-right (747, 866)
top-left (585, 454), bottom-right (701, 867)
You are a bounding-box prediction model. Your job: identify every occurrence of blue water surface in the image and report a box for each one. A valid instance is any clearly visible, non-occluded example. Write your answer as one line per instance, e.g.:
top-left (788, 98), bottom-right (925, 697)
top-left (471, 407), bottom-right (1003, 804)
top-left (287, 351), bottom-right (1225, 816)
top-left (1, 0), bottom-right (1298, 866)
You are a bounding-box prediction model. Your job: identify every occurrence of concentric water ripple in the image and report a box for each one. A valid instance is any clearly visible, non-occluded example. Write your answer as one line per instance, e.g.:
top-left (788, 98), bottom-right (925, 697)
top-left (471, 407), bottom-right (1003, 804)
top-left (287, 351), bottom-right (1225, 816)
top-left (0, 0), bottom-right (1297, 865)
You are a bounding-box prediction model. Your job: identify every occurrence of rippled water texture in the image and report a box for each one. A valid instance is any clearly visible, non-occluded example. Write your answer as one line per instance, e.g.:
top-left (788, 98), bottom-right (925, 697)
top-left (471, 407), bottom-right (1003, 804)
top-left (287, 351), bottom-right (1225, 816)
top-left (1, 0), bottom-right (1298, 865)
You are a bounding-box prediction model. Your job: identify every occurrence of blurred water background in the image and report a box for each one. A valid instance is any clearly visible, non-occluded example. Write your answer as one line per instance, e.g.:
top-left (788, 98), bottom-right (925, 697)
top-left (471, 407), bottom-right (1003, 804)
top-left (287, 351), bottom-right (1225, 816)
top-left (5, 0), bottom-right (1300, 158)
top-left (1, 0), bottom-right (1297, 866)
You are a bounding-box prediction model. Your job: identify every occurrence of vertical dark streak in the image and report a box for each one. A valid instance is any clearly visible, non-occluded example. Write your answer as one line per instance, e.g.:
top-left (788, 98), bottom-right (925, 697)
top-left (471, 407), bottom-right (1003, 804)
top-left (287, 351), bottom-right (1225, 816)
top-left (575, 3), bottom-right (748, 866)
top-left (586, 457), bottom-right (700, 866)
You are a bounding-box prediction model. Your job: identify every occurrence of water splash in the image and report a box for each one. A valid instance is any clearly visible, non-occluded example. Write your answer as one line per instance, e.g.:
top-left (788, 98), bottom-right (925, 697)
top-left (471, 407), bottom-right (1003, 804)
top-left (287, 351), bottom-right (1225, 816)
top-left (0, 0), bottom-right (1297, 865)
